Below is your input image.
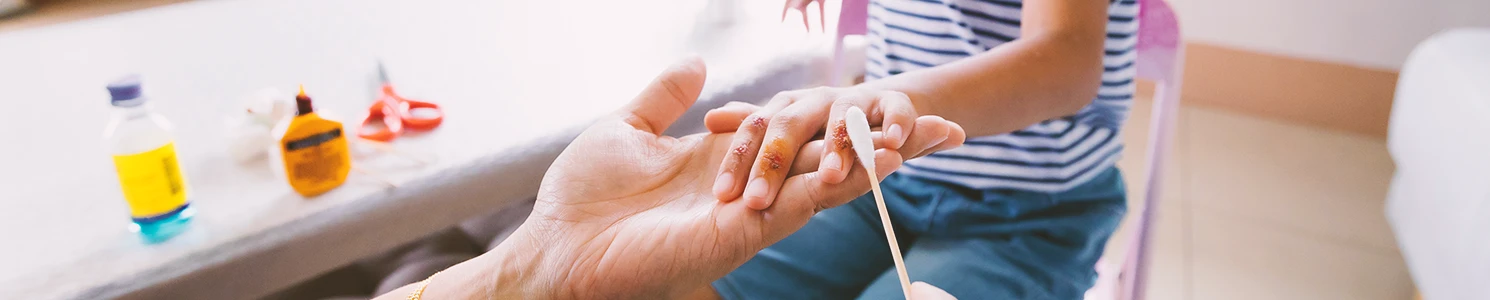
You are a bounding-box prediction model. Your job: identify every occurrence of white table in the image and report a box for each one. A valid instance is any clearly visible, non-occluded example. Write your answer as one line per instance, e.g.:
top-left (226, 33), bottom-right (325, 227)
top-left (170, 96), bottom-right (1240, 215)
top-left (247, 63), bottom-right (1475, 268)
top-left (1387, 28), bottom-right (1490, 300)
top-left (0, 0), bottom-right (836, 298)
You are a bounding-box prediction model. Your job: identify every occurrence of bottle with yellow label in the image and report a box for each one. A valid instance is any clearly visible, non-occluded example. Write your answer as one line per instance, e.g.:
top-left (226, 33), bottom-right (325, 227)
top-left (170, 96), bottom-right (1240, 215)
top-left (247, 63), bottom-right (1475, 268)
top-left (270, 86), bottom-right (351, 197)
top-left (103, 75), bottom-right (193, 243)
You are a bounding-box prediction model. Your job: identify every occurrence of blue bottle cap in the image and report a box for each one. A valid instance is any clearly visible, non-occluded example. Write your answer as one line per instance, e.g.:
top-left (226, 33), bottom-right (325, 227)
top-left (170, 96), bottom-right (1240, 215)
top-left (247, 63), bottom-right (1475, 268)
top-left (107, 74), bottom-right (143, 102)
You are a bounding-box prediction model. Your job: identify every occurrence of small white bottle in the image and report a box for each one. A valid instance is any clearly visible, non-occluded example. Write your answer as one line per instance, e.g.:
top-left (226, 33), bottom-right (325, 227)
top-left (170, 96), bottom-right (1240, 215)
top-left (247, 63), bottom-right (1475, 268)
top-left (103, 75), bottom-right (193, 243)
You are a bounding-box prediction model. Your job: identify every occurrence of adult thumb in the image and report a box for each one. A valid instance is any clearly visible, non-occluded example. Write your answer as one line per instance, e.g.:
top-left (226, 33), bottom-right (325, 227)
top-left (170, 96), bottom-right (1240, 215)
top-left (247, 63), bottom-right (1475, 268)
top-left (910, 282), bottom-right (957, 300)
top-left (620, 56), bottom-right (707, 135)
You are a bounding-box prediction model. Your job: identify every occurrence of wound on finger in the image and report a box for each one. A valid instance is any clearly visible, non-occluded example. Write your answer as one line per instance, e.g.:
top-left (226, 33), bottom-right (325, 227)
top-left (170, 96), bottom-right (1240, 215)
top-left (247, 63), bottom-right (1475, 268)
top-left (832, 120), bottom-right (851, 151)
top-left (750, 115), bottom-right (768, 130)
top-left (733, 143), bottom-right (750, 156)
top-left (760, 138), bottom-right (789, 175)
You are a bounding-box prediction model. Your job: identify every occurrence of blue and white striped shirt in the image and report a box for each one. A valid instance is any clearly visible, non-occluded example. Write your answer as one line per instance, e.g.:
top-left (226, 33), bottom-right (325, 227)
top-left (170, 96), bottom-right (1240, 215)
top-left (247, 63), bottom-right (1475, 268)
top-left (869, 0), bottom-right (1140, 192)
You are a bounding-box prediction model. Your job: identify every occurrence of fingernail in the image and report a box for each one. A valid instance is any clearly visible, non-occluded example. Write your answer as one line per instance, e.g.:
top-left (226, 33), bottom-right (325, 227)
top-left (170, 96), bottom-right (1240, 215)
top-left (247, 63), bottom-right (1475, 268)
top-left (712, 172), bottom-right (734, 198)
top-left (887, 124), bottom-right (904, 147)
top-left (743, 178), bottom-right (770, 203)
top-left (823, 153), bottom-right (842, 171)
top-left (919, 135), bottom-right (949, 157)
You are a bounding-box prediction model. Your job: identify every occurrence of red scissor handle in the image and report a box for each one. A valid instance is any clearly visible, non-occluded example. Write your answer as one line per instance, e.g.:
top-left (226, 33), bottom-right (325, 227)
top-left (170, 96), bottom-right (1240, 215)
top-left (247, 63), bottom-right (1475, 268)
top-left (357, 85), bottom-right (444, 141)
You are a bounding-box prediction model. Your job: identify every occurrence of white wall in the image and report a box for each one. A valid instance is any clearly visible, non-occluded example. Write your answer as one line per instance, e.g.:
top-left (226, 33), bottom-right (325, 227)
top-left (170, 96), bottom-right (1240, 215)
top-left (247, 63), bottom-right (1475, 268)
top-left (1170, 0), bottom-right (1490, 70)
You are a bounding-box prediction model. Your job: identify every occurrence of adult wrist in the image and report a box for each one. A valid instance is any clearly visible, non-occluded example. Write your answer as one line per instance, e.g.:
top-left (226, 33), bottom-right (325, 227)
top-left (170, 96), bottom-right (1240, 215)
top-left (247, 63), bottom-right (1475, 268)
top-left (485, 228), bottom-right (554, 299)
top-left (421, 228), bottom-right (553, 299)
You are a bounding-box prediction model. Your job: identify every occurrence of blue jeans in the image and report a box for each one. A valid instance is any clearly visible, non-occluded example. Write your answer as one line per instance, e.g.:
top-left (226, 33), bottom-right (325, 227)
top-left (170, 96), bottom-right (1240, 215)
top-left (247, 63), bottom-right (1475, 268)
top-left (714, 167), bottom-right (1128, 299)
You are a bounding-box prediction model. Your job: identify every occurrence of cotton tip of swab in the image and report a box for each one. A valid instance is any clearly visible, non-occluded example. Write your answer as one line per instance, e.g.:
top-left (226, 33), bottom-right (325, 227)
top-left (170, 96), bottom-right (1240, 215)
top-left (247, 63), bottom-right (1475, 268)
top-left (845, 106), bottom-right (876, 172)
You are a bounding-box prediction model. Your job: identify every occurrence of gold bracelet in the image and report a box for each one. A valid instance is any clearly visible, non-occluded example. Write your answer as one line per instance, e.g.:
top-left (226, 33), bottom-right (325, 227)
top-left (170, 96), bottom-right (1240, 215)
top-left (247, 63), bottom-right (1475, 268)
top-left (408, 271), bottom-right (440, 300)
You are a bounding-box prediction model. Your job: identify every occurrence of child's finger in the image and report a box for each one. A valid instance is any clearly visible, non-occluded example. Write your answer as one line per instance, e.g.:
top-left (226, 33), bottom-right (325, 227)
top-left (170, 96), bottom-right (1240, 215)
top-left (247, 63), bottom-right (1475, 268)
top-left (794, 120), bottom-right (952, 176)
top-left (817, 95), bottom-right (865, 185)
top-left (712, 96), bottom-right (793, 201)
top-left (868, 90), bottom-right (919, 149)
top-left (817, 128), bottom-right (901, 185)
top-left (817, 124), bottom-right (922, 184)
top-left (781, 0), bottom-right (808, 22)
top-left (801, 4), bottom-right (812, 31)
top-left (920, 118), bottom-right (966, 156)
top-left (704, 101), bottom-right (762, 133)
top-left (816, 0), bottom-right (825, 32)
top-left (712, 114), bottom-right (767, 202)
top-left (818, 118), bottom-right (855, 184)
top-left (899, 116), bottom-right (954, 159)
top-left (818, 91), bottom-right (917, 184)
top-left (780, 0), bottom-right (790, 22)
top-left (740, 94), bottom-right (835, 210)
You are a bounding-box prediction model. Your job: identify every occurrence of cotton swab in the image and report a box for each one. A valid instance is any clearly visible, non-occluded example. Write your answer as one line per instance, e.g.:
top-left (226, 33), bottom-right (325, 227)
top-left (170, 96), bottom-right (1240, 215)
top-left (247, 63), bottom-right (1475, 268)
top-left (845, 106), bottom-right (912, 299)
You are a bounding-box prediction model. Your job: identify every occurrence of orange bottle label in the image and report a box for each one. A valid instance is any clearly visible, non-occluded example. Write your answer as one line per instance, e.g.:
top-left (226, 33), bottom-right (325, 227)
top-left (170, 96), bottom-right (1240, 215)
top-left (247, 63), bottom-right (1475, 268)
top-left (280, 114), bottom-right (351, 197)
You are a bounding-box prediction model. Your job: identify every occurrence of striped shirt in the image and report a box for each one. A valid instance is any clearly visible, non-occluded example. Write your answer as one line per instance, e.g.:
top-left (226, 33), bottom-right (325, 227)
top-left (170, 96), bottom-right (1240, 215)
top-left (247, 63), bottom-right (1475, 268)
top-left (869, 0), bottom-right (1140, 192)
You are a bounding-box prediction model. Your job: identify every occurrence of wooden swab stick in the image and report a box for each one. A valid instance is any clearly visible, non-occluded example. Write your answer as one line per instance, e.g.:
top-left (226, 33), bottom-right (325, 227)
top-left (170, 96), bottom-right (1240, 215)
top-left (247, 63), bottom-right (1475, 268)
top-left (845, 106), bottom-right (912, 299)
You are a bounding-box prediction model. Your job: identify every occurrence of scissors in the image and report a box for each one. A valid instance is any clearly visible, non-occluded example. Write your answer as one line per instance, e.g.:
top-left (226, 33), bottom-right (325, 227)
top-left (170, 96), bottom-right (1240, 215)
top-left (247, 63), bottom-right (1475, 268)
top-left (358, 61), bottom-right (444, 141)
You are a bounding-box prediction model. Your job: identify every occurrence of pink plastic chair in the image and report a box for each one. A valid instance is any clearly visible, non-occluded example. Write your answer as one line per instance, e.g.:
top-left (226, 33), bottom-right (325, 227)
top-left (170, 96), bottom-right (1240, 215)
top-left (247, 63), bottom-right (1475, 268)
top-left (828, 0), bottom-right (870, 86)
top-left (830, 1), bottom-right (1183, 299)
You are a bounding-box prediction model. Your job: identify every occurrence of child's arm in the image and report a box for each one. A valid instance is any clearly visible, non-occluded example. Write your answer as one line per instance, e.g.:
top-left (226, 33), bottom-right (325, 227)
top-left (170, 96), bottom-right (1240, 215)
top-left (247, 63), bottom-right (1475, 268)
top-left (708, 0), bottom-right (1112, 209)
top-left (860, 0), bottom-right (1111, 137)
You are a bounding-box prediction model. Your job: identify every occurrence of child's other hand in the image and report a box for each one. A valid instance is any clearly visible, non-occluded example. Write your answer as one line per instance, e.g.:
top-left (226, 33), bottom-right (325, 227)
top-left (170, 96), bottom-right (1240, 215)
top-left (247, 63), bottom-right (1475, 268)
top-left (782, 0), bottom-right (825, 31)
top-left (702, 86), bottom-right (966, 210)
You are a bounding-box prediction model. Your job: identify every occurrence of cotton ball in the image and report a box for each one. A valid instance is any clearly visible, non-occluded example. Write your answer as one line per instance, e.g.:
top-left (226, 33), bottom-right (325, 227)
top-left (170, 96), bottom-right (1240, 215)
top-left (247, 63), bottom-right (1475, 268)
top-left (225, 88), bottom-right (294, 163)
top-left (225, 117), bottom-right (274, 162)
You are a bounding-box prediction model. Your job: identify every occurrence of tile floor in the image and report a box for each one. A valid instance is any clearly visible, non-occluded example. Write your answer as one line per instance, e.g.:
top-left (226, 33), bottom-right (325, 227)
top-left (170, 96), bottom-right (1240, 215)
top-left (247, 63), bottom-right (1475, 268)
top-left (1113, 94), bottom-right (1414, 300)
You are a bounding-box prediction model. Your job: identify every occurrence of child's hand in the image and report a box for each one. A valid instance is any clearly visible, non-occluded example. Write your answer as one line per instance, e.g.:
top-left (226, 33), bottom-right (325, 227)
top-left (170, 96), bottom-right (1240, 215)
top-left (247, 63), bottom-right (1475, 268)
top-left (703, 87), bottom-right (966, 210)
top-left (783, 0), bottom-right (825, 31)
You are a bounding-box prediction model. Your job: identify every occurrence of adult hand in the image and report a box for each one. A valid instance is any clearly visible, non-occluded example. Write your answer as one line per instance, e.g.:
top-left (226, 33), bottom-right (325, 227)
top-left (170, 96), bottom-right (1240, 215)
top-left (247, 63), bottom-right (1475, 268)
top-left (521, 57), bottom-right (903, 299)
top-left (406, 58), bottom-right (965, 299)
top-left (911, 281), bottom-right (958, 300)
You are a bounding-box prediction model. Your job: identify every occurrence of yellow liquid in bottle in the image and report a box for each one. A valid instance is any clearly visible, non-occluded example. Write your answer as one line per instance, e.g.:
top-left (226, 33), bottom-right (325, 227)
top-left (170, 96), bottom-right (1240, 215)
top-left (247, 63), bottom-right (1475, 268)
top-left (112, 142), bottom-right (190, 218)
